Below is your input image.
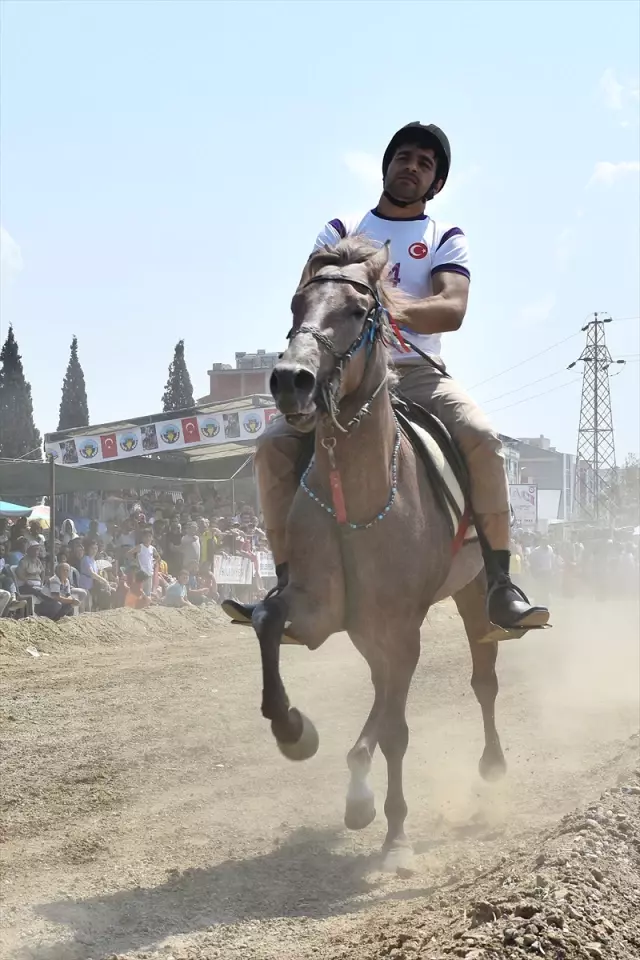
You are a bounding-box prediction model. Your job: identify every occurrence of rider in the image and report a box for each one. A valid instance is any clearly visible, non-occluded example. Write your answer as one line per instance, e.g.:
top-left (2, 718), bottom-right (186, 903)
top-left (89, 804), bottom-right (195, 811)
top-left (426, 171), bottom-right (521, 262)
top-left (223, 122), bottom-right (550, 637)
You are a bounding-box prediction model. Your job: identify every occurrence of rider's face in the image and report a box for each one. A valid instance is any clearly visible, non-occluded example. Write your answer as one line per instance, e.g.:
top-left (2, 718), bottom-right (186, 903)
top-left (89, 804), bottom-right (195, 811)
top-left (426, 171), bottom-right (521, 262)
top-left (385, 144), bottom-right (441, 202)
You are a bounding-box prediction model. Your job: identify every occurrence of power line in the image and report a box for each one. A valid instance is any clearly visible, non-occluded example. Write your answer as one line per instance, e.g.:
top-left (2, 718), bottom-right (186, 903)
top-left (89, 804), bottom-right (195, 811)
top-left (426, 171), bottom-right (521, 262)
top-left (481, 368), bottom-right (566, 405)
top-left (469, 331), bottom-right (581, 390)
top-left (469, 314), bottom-right (638, 392)
top-left (487, 376), bottom-right (583, 414)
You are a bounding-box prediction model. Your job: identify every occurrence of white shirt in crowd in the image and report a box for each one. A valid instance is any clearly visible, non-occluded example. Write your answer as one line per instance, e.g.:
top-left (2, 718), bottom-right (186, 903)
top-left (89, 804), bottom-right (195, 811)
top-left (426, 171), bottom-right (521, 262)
top-left (181, 533), bottom-right (201, 567)
top-left (42, 575), bottom-right (72, 600)
top-left (529, 544), bottom-right (554, 573)
top-left (137, 543), bottom-right (155, 577)
top-left (314, 210), bottom-right (470, 363)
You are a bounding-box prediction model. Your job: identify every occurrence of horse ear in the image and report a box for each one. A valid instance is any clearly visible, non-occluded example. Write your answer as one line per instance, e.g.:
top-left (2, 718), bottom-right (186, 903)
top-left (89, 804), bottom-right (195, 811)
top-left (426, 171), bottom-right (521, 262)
top-left (297, 252), bottom-right (316, 290)
top-left (366, 241), bottom-right (390, 282)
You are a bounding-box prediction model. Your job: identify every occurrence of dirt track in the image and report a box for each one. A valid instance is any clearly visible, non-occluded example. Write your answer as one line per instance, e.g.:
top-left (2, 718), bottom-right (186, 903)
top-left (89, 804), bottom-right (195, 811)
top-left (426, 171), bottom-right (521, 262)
top-left (0, 597), bottom-right (638, 960)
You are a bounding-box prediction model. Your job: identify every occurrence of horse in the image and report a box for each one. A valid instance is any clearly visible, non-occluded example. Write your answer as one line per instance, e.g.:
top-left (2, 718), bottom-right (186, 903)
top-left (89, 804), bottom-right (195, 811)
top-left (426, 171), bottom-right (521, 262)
top-left (251, 237), bottom-right (506, 876)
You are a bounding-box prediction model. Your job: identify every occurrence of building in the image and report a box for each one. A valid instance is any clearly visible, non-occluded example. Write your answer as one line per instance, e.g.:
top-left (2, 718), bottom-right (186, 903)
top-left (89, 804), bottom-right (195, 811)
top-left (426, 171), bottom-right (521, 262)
top-left (498, 434), bottom-right (521, 484)
top-left (201, 350), bottom-right (280, 403)
top-left (513, 435), bottom-right (576, 522)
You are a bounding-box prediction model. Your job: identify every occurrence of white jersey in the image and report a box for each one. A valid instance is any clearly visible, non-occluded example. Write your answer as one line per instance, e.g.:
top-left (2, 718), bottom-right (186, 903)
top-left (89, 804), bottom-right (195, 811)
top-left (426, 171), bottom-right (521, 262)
top-left (313, 210), bottom-right (470, 363)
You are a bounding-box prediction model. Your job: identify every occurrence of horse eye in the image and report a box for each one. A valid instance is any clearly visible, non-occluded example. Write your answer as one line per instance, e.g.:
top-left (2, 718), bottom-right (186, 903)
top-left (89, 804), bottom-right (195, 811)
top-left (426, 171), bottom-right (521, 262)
top-left (352, 306), bottom-right (367, 320)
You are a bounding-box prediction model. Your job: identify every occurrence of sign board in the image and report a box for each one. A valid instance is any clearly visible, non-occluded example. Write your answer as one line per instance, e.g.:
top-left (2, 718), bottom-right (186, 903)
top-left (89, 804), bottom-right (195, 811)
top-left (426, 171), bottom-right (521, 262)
top-left (256, 551), bottom-right (276, 579)
top-left (44, 406), bottom-right (277, 467)
top-left (509, 484), bottom-right (538, 527)
top-left (213, 554), bottom-right (253, 585)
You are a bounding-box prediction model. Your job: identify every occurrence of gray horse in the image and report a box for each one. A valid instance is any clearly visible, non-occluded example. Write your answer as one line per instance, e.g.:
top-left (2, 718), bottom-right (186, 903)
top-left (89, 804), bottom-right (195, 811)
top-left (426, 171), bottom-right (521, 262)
top-left (251, 238), bottom-right (506, 876)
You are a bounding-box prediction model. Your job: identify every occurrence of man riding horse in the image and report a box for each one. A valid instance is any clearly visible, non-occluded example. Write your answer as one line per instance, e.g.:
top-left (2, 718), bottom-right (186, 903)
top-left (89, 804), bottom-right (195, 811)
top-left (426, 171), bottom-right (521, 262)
top-left (223, 122), bottom-right (549, 638)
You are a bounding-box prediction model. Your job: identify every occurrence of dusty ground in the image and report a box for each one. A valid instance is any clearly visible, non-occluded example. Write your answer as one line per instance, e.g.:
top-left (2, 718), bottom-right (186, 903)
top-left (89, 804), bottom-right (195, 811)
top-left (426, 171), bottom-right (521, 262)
top-left (0, 596), bottom-right (638, 960)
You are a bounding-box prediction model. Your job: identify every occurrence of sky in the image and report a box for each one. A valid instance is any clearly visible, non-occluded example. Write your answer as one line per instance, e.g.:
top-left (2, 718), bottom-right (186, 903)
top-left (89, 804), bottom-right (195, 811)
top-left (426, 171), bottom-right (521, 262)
top-left (1, 0), bottom-right (639, 458)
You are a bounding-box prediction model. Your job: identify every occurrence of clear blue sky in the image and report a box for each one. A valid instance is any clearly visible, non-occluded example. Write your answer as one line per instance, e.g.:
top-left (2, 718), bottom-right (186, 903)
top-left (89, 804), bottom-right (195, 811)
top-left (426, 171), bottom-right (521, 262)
top-left (1, 0), bottom-right (638, 457)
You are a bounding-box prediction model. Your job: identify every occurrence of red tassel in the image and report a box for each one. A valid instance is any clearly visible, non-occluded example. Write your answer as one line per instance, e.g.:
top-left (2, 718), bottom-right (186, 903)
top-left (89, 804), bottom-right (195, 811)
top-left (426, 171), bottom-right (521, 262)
top-left (389, 315), bottom-right (412, 353)
top-left (329, 470), bottom-right (348, 525)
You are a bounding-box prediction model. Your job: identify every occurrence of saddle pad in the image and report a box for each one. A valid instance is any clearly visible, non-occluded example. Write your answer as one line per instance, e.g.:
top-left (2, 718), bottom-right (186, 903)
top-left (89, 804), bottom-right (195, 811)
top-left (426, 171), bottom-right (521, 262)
top-left (394, 403), bottom-right (477, 546)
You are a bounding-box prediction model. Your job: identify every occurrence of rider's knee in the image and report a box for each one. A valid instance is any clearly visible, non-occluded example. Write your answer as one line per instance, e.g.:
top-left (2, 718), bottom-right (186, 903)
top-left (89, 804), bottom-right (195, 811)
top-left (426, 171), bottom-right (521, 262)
top-left (459, 419), bottom-right (502, 465)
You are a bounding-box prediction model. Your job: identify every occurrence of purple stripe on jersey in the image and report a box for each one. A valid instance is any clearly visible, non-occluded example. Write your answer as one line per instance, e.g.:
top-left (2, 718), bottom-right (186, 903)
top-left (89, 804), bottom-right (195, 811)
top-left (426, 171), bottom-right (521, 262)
top-left (436, 227), bottom-right (465, 250)
top-left (328, 218), bottom-right (347, 238)
top-left (431, 264), bottom-right (471, 280)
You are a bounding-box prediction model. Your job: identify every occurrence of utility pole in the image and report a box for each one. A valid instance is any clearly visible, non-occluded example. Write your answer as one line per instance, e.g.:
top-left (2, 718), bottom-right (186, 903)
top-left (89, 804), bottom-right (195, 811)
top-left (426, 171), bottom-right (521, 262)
top-left (568, 314), bottom-right (625, 524)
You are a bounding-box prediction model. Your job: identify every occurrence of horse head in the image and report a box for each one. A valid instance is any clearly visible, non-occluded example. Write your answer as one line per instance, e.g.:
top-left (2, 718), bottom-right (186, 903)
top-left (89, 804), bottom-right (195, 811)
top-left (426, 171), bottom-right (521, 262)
top-left (271, 238), bottom-right (401, 428)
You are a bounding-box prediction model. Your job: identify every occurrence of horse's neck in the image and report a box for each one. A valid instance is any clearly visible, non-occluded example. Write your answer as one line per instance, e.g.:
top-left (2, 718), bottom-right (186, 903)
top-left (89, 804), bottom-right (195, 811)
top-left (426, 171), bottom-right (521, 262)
top-left (313, 353), bottom-right (397, 526)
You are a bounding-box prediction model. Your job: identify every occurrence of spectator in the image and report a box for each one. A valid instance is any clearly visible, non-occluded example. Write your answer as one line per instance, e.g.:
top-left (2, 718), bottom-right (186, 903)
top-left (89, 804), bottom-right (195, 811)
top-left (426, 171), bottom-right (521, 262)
top-left (7, 536), bottom-right (29, 567)
top-left (528, 539), bottom-right (555, 605)
top-left (0, 518), bottom-right (9, 547)
top-left (15, 543), bottom-right (46, 594)
top-left (41, 563), bottom-right (82, 616)
top-left (60, 519), bottom-right (78, 544)
top-left (0, 542), bottom-right (15, 616)
top-left (79, 540), bottom-right (113, 611)
top-left (181, 522), bottom-right (201, 570)
top-left (164, 570), bottom-right (191, 608)
top-left (125, 569), bottom-right (153, 610)
top-left (164, 520), bottom-right (183, 577)
top-left (186, 561), bottom-right (212, 606)
top-left (128, 528), bottom-right (159, 596)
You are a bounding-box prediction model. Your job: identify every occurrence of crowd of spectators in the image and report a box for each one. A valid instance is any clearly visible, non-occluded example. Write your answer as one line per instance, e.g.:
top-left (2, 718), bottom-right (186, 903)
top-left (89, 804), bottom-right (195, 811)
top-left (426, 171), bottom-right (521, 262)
top-left (0, 489), bottom-right (272, 621)
top-left (510, 531), bottom-right (639, 606)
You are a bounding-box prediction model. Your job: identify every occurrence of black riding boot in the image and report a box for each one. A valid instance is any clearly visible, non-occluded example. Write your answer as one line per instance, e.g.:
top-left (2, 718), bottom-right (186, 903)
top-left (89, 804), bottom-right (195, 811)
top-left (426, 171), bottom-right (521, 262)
top-left (222, 563), bottom-right (289, 625)
top-left (486, 549), bottom-right (550, 631)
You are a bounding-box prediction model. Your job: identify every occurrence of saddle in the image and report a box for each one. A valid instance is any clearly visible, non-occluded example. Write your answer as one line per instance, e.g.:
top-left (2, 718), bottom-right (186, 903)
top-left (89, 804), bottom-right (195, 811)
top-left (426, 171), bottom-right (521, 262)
top-left (392, 396), bottom-right (476, 550)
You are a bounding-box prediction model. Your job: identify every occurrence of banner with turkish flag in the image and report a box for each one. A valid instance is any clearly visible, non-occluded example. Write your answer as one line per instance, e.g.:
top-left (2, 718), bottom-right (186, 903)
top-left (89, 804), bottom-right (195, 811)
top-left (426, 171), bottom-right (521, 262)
top-left (100, 434), bottom-right (118, 459)
top-left (45, 404), bottom-right (272, 466)
top-left (181, 417), bottom-right (201, 444)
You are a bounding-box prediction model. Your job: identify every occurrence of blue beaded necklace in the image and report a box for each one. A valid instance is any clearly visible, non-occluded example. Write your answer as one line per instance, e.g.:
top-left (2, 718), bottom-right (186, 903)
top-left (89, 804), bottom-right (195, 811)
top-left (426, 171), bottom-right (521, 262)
top-left (300, 419), bottom-right (402, 531)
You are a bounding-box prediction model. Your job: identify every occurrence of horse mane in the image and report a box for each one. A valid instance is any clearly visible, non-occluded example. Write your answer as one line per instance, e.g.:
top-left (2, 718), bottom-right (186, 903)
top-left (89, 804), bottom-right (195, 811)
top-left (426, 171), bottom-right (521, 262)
top-left (299, 236), bottom-right (409, 326)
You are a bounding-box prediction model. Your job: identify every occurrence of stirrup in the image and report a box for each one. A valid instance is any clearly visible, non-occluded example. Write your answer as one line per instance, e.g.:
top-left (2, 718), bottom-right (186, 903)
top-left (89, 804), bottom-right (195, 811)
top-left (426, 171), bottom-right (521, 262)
top-left (221, 597), bottom-right (302, 646)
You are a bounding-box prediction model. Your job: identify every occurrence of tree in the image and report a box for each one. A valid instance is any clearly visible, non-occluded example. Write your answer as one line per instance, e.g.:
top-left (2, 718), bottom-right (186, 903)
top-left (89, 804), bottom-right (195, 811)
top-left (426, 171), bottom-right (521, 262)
top-left (0, 326), bottom-right (42, 460)
top-left (58, 335), bottom-right (89, 430)
top-left (162, 339), bottom-right (195, 412)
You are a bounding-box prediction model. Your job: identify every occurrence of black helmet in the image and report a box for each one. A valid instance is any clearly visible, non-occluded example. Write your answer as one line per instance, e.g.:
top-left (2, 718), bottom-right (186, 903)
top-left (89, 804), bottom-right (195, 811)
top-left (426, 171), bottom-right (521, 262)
top-left (382, 122), bottom-right (451, 188)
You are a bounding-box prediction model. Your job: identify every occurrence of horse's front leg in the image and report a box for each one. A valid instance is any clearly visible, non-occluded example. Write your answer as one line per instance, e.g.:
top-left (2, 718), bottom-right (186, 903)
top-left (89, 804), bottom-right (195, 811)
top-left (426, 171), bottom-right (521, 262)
top-left (378, 630), bottom-right (420, 877)
top-left (252, 593), bottom-right (319, 762)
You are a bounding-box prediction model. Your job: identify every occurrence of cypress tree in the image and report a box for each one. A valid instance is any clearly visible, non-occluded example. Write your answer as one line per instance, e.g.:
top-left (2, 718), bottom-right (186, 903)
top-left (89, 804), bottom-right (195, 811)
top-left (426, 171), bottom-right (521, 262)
top-left (58, 335), bottom-right (90, 429)
top-left (162, 339), bottom-right (195, 412)
top-left (0, 326), bottom-right (42, 460)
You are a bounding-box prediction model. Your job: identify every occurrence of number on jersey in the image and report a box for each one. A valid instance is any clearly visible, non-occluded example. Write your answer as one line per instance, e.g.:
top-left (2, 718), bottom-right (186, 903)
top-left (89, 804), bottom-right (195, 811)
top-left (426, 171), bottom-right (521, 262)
top-left (389, 262), bottom-right (401, 287)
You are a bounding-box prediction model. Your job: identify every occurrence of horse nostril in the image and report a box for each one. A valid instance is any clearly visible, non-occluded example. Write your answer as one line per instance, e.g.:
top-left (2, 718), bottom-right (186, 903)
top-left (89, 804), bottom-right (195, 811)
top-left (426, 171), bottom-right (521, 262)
top-left (271, 366), bottom-right (316, 398)
top-left (293, 369), bottom-right (316, 395)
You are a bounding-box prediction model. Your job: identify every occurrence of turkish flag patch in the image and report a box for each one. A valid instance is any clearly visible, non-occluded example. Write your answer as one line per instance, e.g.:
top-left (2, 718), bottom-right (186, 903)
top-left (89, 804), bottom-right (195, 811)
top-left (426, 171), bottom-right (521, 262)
top-left (181, 417), bottom-right (201, 443)
top-left (101, 434), bottom-right (118, 458)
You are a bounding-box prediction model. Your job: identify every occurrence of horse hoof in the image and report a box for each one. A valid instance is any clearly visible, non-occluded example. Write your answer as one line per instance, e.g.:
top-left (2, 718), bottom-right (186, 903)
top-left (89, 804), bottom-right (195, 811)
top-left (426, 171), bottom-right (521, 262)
top-left (344, 797), bottom-right (376, 831)
top-left (275, 710), bottom-right (319, 762)
top-left (479, 750), bottom-right (507, 782)
top-left (382, 840), bottom-right (415, 878)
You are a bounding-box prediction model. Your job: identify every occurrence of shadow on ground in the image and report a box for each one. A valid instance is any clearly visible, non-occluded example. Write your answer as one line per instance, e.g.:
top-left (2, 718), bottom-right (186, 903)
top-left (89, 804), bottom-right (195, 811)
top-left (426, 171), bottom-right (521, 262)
top-left (19, 825), bottom-right (452, 960)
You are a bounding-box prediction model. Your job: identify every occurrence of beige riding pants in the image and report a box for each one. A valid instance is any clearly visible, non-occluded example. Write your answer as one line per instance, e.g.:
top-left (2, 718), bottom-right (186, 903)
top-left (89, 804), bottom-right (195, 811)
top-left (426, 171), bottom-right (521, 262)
top-left (255, 362), bottom-right (510, 562)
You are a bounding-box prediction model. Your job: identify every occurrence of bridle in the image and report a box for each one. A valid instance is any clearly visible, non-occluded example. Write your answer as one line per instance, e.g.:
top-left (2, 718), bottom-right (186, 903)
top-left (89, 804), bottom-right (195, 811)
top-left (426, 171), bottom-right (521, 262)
top-left (286, 273), bottom-right (389, 434)
top-left (286, 272), bottom-right (403, 531)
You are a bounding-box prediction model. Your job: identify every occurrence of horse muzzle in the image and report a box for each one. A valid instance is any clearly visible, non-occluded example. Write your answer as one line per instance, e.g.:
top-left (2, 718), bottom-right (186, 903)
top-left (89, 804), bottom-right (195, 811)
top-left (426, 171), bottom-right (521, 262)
top-left (270, 363), bottom-right (318, 417)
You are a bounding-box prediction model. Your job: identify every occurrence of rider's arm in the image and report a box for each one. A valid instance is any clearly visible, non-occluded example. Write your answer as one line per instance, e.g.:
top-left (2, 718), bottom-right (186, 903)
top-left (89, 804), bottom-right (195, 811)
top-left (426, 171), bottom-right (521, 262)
top-left (400, 226), bottom-right (470, 334)
top-left (401, 271), bottom-right (470, 334)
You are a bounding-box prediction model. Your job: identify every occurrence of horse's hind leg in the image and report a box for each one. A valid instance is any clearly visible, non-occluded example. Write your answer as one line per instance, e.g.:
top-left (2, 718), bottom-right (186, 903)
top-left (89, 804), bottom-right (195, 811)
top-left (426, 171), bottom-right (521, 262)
top-left (453, 572), bottom-right (506, 781)
top-left (344, 643), bottom-right (386, 831)
top-left (378, 630), bottom-right (420, 877)
top-left (253, 595), bottom-right (319, 762)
